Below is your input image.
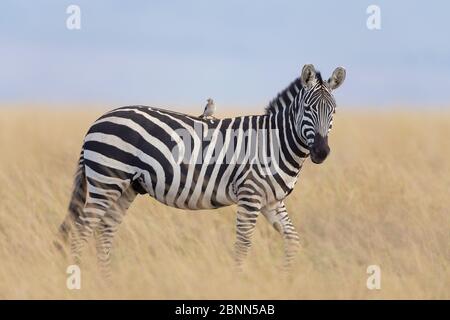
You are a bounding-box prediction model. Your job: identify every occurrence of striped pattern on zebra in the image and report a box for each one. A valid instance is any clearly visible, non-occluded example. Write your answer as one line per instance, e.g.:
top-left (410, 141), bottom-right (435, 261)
top-left (58, 64), bottom-right (346, 275)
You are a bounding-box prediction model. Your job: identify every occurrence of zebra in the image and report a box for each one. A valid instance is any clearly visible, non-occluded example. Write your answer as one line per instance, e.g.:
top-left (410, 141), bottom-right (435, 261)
top-left (57, 64), bottom-right (346, 276)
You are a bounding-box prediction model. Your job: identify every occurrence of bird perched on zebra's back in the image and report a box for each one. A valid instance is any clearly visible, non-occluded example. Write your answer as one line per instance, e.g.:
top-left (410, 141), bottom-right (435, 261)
top-left (199, 98), bottom-right (216, 120)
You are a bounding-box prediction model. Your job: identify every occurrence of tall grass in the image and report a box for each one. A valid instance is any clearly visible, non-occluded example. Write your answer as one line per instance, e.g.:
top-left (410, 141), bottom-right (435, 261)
top-left (0, 108), bottom-right (448, 299)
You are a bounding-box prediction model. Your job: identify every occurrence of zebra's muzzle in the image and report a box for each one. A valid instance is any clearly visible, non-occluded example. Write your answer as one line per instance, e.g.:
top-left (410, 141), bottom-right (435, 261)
top-left (310, 134), bottom-right (330, 164)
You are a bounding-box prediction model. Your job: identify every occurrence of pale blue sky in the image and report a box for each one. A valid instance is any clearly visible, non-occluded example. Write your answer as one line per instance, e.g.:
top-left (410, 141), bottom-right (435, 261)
top-left (1, 1), bottom-right (449, 109)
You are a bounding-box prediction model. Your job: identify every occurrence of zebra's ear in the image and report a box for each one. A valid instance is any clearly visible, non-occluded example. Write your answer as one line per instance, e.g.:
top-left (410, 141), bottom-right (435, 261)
top-left (328, 67), bottom-right (346, 90)
top-left (301, 64), bottom-right (316, 89)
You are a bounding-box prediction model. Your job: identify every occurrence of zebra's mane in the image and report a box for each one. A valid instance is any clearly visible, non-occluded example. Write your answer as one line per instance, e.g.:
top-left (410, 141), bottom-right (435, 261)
top-left (265, 72), bottom-right (323, 115)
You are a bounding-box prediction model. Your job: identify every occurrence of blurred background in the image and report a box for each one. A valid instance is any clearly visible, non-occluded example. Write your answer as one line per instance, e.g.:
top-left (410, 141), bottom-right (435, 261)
top-left (1, 0), bottom-right (450, 110)
top-left (0, 1), bottom-right (449, 299)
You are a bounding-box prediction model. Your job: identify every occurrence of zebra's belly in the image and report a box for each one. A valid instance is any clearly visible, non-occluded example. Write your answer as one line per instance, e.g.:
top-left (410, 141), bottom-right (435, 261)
top-left (147, 186), bottom-right (237, 210)
top-left (150, 193), bottom-right (235, 210)
top-left (136, 164), bottom-right (238, 210)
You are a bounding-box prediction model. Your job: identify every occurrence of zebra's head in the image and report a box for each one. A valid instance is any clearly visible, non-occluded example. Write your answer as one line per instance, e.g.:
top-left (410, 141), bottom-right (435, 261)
top-left (296, 64), bottom-right (346, 164)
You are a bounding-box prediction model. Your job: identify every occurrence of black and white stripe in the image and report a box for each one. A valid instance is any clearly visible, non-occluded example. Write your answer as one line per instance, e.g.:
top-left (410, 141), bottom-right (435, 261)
top-left (58, 64), bottom-right (346, 274)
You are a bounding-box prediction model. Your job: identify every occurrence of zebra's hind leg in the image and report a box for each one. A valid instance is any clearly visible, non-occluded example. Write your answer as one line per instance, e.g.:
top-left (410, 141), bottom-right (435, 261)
top-left (95, 186), bottom-right (138, 278)
top-left (94, 222), bottom-right (116, 279)
top-left (70, 176), bottom-right (128, 267)
top-left (262, 201), bottom-right (300, 271)
top-left (70, 214), bottom-right (101, 266)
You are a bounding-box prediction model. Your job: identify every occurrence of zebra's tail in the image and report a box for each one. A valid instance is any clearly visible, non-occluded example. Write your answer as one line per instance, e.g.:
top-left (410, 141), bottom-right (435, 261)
top-left (54, 149), bottom-right (86, 255)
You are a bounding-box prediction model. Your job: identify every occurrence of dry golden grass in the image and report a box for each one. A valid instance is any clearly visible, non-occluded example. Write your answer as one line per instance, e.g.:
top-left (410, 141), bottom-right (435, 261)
top-left (0, 107), bottom-right (449, 299)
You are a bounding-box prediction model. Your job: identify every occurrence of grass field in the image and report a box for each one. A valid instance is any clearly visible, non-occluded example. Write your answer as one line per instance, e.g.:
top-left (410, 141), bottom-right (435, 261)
top-left (0, 107), bottom-right (449, 299)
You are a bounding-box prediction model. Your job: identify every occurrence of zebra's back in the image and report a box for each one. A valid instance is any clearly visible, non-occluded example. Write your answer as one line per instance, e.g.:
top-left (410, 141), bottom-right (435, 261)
top-left (82, 105), bottom-right (259, 209)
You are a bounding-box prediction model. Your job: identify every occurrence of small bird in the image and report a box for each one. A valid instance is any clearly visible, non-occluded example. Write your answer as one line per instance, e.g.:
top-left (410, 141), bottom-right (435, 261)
top-left (200, 98), bottom-right (216, 120)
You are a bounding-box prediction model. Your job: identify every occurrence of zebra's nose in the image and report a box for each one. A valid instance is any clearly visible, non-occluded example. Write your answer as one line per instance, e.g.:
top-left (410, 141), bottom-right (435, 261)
top-left (310, 134), bottom-right (330, 164)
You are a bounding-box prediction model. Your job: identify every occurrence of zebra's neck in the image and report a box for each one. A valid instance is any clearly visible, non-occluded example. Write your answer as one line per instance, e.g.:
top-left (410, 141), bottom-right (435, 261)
top-left (264, 77), bottom-right (310, 156)
top-left (265, 77), bottom-right (302, 114)
top-left (266, 109), bottom-right (309, 171)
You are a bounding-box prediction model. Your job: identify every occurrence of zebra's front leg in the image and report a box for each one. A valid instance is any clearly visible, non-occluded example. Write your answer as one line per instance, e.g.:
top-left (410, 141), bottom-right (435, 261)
top-left (262, 201), bottom-right (300, 270)
top-left (234, 194), bottom-right (262, 271)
